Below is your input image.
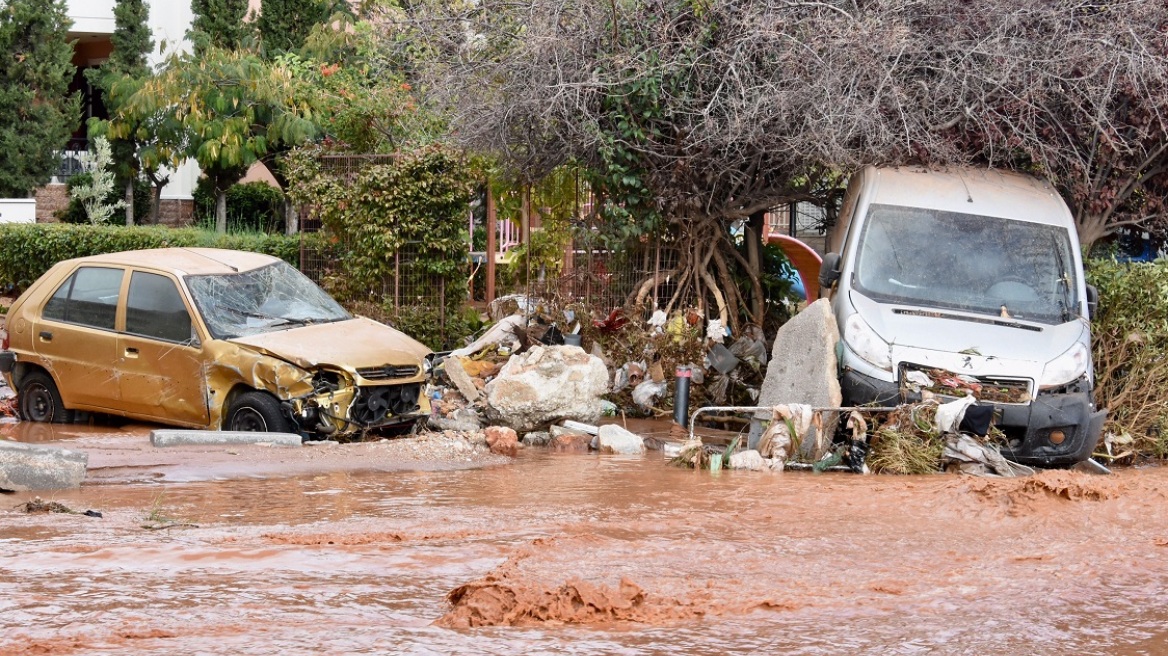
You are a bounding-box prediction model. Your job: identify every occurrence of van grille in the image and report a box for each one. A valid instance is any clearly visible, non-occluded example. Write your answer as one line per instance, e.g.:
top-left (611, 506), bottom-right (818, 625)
top-left (357, 364), bottom-right (420, 381)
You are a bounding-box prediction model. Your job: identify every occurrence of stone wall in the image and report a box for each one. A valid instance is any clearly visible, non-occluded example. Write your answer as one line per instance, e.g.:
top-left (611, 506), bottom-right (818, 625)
top-left (156, 199), bottom-right (195, 227)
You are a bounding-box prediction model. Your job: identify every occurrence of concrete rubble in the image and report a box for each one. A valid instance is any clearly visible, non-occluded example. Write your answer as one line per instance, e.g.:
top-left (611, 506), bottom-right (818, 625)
top-left (151, 429), bottom-right (303, 448)
top-left (597, 424), bottom-right (646, 455)
top-left (483, 345), bottom-right (609, 433)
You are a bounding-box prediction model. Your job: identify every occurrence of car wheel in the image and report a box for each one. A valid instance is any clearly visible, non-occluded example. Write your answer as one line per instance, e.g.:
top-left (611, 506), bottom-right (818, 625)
top-left (18, 371), bottom-right (75, 424)
top-left (225, 391), bottom-right (292, 433)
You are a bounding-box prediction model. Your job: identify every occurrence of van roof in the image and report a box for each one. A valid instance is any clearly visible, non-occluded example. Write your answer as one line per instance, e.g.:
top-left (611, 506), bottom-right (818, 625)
top-left (864, 166), bottom-right (1073, 227)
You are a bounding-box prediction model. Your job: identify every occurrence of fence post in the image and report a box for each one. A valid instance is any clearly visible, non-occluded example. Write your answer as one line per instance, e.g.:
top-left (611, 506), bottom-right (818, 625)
top-left (486, 181), bottom-right (497, 304)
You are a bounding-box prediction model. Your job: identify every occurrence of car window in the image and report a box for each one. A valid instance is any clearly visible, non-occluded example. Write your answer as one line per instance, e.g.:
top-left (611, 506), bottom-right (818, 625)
top-left (126, 272), bottom-right (195, 343)
top-left (42, 266), bottom-right (124, 330)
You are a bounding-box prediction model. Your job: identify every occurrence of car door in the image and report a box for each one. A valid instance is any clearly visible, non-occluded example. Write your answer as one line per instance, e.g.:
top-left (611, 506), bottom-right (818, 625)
top-left (115, 270), bottom-right (210, 426)
top-left (33, 265), bottom-right (125, 409)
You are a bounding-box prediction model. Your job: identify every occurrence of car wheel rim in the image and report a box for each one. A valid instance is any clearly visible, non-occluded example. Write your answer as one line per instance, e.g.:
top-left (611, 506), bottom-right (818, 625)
top-left (24, 384), bottom-right (53, 422)
top-left (233, 408), bottom-right (267, 432)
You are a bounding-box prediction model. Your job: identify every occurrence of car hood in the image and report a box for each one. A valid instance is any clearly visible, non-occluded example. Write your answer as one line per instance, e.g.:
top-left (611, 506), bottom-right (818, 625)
top-left (849, 290), bottom-right (1088, 364)
top-left (228, 317), bottom-right (431, 371)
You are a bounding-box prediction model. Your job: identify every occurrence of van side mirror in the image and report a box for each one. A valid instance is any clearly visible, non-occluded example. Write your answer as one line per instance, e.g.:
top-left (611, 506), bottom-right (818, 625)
top-left (1085, 284), bottom-right (1099, 319)
top-left (819, 252), bottom-right (842, 289)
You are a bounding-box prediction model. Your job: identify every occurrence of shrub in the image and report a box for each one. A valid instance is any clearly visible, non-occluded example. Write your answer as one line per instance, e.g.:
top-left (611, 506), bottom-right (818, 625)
top-left (0, 223), bottom-right (324, 293)
top-left (194, 179), bottom-right (286, 233)
top-left (57, 174), bottom-right (152, 225)
top-left (1088, 258), bottom-right (1168, 461)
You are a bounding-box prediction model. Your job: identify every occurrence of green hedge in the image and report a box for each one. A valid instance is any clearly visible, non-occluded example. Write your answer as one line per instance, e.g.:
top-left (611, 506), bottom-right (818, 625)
top-left (1087, 258), bottom-right (1168, 461)
top-left (0, 223), bottom-right (324, 293)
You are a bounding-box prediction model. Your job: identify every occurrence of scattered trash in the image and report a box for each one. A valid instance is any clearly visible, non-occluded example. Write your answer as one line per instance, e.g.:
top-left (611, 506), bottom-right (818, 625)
top-left (631, 380), bottom-right (668, 410)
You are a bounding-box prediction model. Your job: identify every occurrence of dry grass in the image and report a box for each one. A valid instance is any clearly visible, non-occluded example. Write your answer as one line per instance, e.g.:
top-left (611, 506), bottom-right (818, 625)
top-left (867, 404), bottom-right (945, 475)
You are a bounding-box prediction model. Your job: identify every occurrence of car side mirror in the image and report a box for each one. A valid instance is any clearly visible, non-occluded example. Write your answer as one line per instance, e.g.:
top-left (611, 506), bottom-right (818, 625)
top-left (1085, 284), bottom-right (1099, 319)
top-left (819, 252), bottom-right (842, 290)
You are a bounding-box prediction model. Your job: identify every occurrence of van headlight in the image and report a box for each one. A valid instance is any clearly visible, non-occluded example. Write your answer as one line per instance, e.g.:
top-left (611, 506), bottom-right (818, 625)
top-left (1039, 341), bottom-right (1089, 388)
top-left (844, 313), bottom-right (892, 371)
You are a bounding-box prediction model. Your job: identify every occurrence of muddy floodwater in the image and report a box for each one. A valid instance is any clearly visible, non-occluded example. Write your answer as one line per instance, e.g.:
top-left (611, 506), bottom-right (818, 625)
top-left (4, 424), bottom-right (1168, 655)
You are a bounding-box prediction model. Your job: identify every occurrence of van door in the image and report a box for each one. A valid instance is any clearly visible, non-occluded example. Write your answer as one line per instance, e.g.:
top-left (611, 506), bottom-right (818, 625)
top-left (116, 270), bottom-right (210, 426)
top-left (34, 265), bottom-right (125, 409)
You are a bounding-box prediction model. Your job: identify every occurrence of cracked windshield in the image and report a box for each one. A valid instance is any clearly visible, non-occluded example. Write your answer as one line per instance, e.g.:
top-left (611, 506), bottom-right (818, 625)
top-left (186, 261), bottom-right (350, 339)
top-left (855, 204), bottom-right (1080, 324)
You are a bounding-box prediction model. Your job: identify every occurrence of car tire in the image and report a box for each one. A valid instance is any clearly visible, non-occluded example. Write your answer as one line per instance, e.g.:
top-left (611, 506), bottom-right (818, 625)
top-left (225, 390), bottom-right (293, 433)
top-left (18, 371), bottom-right (75, 424)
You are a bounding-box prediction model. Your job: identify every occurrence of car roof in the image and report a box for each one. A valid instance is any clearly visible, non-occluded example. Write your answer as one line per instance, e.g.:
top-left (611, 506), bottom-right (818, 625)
top-left (64, 248), bottom-right (282, 276)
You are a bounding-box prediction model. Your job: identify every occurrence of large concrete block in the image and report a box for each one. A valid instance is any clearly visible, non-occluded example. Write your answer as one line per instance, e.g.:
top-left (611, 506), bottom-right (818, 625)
top-left (151, 430), bottom-right (302, 447)
top-left (757, 299), bottom-right (843, 460)
top-left (0, 440), bottom-right (88, 490)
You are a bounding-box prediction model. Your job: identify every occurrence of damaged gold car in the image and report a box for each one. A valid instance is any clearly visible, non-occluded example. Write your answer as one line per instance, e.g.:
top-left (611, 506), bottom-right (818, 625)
top-left (0, 248), bottom-right (432, 438)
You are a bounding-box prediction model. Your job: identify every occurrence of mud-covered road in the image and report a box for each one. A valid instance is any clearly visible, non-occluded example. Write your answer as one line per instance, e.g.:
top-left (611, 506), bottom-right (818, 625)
top-left (3, 422), bottom-right (1167, 655)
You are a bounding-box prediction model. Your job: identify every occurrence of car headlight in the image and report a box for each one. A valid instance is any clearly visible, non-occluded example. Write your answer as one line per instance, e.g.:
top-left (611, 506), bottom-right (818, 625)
top-left (423, 355), bottom-right (435, 375)
top-left (843, 313), bottom-right (892, 371)
top-left (1039, 341), bottom-right (1089, 388)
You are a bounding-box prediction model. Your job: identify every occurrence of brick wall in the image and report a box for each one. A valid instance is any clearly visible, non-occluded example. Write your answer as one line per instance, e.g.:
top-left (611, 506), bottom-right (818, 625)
top-left (156, 199), bottom-right (195, 227)
top-left (34, 184), bottom-right (69, 223)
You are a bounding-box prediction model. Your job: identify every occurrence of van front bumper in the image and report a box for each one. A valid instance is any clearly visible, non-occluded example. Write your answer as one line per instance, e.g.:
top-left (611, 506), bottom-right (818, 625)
top-left (841, 368), bottom-right (1104, 467)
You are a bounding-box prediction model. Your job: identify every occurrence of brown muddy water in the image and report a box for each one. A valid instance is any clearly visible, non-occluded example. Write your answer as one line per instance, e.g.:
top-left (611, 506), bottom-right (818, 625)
top-left (3, 424), bottom-right (1168, 655)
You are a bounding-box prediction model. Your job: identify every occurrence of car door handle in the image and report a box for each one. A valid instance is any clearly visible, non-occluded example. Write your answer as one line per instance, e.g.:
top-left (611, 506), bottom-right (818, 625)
top-left (38, 331), bottom-right (52, 341)
top-left (125, 347), bottom-right (139, 358)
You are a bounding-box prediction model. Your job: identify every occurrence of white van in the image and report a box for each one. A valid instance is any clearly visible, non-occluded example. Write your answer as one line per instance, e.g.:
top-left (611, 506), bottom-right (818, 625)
top-left (818, 166), bottom-right (1105, 466)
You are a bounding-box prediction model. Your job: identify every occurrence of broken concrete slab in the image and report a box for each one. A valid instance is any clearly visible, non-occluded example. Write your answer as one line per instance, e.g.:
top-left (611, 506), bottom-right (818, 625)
top-left (0, 440), bottom-right (88, 490)
top-left (757, 299), bottom-right (842, 461)
top-left (597, 425), bottom-right (646, 455)
top-left (444, 357), bottom-right (481, 403)
top-left (484, 345), bottom-right (610, 433)
top-left (728, 449), bottom-right (766, 471)
top-left (151, 430), bottom-right (302, 448)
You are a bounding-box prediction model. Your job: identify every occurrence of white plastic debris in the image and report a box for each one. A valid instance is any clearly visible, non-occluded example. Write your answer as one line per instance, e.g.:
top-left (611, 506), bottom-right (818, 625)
top-left (933, 395), bottom-right (978, 434)
top-left (706, 318), bottom-right (725, 343)
top-left (648, 309), bottom-right (668, 334)
top-left (631, 379), bottom-right (667, 409)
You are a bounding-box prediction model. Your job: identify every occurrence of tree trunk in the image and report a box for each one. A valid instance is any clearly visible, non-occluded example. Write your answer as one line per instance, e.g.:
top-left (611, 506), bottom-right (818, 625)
top-left (746, 210), bottom-right (765, 322)
top-left (284, 197), bottom-right (298, 235)
top-left (216, 190), bottom-right (228, 234)
top-left (150, 185), bottom-right (162, 224)
top-left (124, 180), bottom-right (135, 226)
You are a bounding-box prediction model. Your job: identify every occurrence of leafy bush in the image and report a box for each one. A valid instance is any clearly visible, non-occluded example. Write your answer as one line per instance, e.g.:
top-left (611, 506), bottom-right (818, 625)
top-left (0, 223), bottom-right (324, 293)
top-left (1088, 258), bottom-right (1168, 461)
top-left (194, 179), bottom-right (286, 233)
top-left (57, 173), bottom-right (152, 225)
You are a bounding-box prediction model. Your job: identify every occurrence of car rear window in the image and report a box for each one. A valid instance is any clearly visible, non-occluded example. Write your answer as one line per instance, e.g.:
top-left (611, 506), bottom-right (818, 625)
top-left (42, 266), bottom-right (124, 331)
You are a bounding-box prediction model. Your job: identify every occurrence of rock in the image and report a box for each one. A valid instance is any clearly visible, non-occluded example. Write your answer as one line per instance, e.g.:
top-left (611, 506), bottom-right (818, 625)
top-left (757, 299), bottom-right (842, 460)
top-left (0, 441), bottom-right (88, 490)
top-left (484, 345), bottom-right (610, 432)
top-left (521, 431), bottom-right (551, 447)
top-left (597, 425), bottom-right (646, 455)
top-left (728, 449), bottom-right (765, 471)
top-left (550, 425), bottom-right (593, 453)
top-left (151, 430), bottom-right (302, 447)
top-left (484, 426), bottom-right (519, 457)
top-left (444, 357), bottom-right (481, 404)
top-left (428, 408), bottom-right (483, 432)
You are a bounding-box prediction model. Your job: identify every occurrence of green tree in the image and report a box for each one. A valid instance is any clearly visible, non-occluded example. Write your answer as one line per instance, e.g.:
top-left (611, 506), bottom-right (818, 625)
top-left (87, 0), bottom-right (153, 224)
top-left (120, 47), bottom-right (320, 233)
top-left (189, 0), bottom-right (250, 54)
top-left (0, 0), bottom-right (78, 198)
top-left (256, 0), bottom-right (347, 57)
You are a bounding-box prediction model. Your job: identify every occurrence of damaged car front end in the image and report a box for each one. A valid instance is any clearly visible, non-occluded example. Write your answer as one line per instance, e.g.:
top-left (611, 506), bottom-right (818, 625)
top-left (186, 259), bottom-right (433, 438)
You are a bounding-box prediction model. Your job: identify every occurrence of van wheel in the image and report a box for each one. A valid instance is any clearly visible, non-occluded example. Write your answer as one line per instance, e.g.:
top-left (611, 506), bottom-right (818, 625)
top-left (225, 391), bottom-right (292, 433)
top-left (18, 371), bottom-right (75, 423)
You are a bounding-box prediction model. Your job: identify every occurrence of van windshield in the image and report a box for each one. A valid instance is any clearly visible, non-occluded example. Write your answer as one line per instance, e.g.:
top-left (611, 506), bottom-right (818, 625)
top-left (853, 204), bottom-right (1079, 325)
top-left (186, 261), bottom-right (351, 339)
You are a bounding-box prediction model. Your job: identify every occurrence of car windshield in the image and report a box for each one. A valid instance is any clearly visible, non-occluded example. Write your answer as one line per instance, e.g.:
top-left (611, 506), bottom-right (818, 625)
top-left (186, 261), bottom-right (351, 339)
top-left (853, 204), bottom-right (1079, 325)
